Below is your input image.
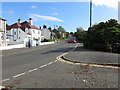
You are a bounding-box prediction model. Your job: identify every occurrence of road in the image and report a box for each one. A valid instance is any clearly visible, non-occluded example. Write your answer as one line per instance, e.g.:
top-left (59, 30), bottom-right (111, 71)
top-left (2, 42), bottom-right (119, 88)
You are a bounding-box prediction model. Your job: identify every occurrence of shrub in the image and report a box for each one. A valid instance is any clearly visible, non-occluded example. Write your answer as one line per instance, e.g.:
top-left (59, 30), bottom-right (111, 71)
top-left (43, 39), bottom-right (54, 42)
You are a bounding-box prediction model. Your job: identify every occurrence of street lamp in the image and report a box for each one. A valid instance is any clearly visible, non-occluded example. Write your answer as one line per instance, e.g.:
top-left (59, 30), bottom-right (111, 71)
top-left (90, 0), bottom-right (92, 28)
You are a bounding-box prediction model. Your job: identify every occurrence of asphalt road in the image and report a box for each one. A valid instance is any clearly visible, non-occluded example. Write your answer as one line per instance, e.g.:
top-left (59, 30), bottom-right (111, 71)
top-left (2, 42), bottom-right (119, 88)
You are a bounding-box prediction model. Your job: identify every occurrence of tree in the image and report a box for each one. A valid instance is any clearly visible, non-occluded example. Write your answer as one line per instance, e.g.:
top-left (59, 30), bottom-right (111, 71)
top-left (57, 26), bottom-right (66, 39)
top-left (84, 19), bottom-right (120, 51)
top-left (75, 27), bottom-right (86, 42)
top-left (58, 26), bottom-right (66, 33)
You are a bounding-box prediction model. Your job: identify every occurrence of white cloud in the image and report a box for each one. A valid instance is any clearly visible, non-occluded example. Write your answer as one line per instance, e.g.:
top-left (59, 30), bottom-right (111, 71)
top-left (31, 5), bottom-right (37, 8)
top-left (2, 0), bottom-right (119, 9)
top-left (91, 0), bottom-right (119, 9)
top-left (29, 14), bottom-right (64, 22)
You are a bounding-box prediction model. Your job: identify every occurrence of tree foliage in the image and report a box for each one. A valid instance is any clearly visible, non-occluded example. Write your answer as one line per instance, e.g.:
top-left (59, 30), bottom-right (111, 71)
top-left (57, 26), bottom-right (66, 39)
top-left (75, 27), bottom-right (86, 42)
top-left (84, 19), bottom-right (120, 50)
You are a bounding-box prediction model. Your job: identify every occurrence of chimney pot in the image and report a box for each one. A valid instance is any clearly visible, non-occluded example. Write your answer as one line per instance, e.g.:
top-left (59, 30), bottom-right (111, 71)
top-left (29, 18), bottom-right (33, 25)
top-left (18, 19), bottom-right (21, 23)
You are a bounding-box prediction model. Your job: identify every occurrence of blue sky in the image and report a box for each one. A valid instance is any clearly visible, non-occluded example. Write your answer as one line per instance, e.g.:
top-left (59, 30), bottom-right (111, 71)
top-left (2, 2), bottom-right (118, 32)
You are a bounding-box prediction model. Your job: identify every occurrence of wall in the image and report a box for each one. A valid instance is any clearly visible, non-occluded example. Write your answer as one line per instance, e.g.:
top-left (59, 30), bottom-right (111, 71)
top-left (0, 19), bottom-right (6, 46)
top-left (30, 29), bottom-right (41, 46)
top-left (0, 44), bottom-right (25, 50)
top-left (7, 28), bottom-right (27, 45)
top-left (41, 28), bottom-right (51, 40)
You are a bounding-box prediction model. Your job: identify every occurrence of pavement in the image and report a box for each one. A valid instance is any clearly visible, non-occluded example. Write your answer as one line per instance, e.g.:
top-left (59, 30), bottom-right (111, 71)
top-left (64, 43), bottom-right (120, 66)
top-left (1, 42), bottom-right (58, 56)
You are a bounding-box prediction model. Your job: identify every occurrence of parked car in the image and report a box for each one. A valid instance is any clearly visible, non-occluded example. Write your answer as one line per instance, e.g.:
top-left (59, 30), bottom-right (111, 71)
top-left (68, 40), bottom-right (77, 43)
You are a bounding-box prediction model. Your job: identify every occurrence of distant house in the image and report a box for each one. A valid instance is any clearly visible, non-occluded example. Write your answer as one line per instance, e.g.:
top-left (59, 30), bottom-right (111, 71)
top-left (53, 29), bottom-right (60, 39)
top-left (41, 25), bottom-right (51, 40)
top-left (6, 18), bottom-right (41, 46)
top-left (0, 17), bottom-right (7, 46)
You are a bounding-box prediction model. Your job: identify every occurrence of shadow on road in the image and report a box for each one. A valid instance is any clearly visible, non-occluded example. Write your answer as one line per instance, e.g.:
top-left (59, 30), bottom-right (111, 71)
top-left (40, 47), bottom-right (74, 54)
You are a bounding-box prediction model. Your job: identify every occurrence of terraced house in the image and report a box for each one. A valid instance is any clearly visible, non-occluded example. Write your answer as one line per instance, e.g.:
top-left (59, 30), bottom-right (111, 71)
top-left (6, 18), bottom-right (41, 46)
top-left (0, 17), bottom-right (7, 46)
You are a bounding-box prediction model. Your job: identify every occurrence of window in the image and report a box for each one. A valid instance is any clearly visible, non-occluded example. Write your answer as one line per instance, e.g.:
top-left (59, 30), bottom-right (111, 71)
top-left (38, 31), bottom-right (40, 34)
top-left (14, 32), bottom-right (16, 35)
top-left (1, 36), bottom-right (3, 40)
top-left (33, 30), bottom-right (35, 33)
top-left (19, 37), bottom-right (20, 39)
top-left (19, 31), bottom-right (21, 34)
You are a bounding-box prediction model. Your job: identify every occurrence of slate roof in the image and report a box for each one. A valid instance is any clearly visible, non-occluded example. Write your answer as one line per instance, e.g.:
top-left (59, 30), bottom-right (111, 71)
top-left (7, 21), bottom-right (40, 31)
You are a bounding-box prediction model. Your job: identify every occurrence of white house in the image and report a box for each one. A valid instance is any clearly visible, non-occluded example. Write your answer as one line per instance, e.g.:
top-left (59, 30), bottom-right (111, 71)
top-left (6, 18), bottom-right (41, 46)
top-left (41, 25), bottom-right (51, 40)
top-left (0, 17), bottom-right (7, 46)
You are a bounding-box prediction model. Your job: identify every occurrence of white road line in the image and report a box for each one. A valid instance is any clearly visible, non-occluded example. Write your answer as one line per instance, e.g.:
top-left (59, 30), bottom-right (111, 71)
top-left (54, 60), bottom-right (58, 62)
top-left (1, 58), bottom-right (59, 83)
top-left (1, 78), bottom-right (10, 82)
top-left (39, 64), bottom-right (48, 68)
top-left (28, 68), bottom-right (38, 73)
top-left (13, 73), bottom-right (26, 78)
top-left (0, 86), bottom-right (5, 89)
top-left (1, 44), bottom-right (78, 83)
top-left (48, 62), bottom-right (53, 65)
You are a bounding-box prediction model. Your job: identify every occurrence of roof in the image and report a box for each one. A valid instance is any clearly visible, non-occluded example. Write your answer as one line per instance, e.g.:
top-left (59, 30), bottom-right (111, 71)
top-left (0, 17), bottom-right (6, 21)
top-left (6, 21), bottom-right (40, 31)
top-left (26, 32), bottom-right (31, 35)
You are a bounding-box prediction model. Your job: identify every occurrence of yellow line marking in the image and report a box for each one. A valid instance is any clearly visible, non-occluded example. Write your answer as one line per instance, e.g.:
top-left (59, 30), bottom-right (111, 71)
top-left (56, 44), bottom-right (120, 69)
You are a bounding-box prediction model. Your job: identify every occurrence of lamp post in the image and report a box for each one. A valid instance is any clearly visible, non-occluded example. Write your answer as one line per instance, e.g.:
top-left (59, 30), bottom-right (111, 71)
top-left (90, 0), bottom-right (92, 28)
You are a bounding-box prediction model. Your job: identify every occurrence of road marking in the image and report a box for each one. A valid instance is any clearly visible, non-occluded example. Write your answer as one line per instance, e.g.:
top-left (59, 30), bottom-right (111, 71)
top-left (1, 43), bottom-right (76, 83)
top-left (57, 53), bottom-right (120, 69)
top-left (54, 60), bottom-right (58, 62)
top-left (13, 73), bottom-right (26, 78)
top-left (0, 86), bottom-right (5, 89)
top-left (48, 62), bottom-right (53, 65)
top-left (1, 78), bottom-right (10, 82)
top-left (56, 43), bottom-right (120, 69)
top-left (2, 61), bottom-right (56, 83)
top-left (39, 64), bottom-right (48, 68)
top-left (1, 60), bottom-right (57, 82)
top-left (28, 68), bottom-right (38, 73)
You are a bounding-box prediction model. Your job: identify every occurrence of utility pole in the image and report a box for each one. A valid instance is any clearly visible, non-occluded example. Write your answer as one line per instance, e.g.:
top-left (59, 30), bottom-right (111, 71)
top-left (90, 0), bottom-right (92, 28)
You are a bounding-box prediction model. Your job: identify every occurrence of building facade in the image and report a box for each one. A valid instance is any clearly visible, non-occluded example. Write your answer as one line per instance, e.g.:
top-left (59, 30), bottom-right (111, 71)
top-left (0, 17), bottom-right (7, 46)
top-left (41, 25), bottom-right (51, 40)
top-left (7, 18), bottom-right (41, 46)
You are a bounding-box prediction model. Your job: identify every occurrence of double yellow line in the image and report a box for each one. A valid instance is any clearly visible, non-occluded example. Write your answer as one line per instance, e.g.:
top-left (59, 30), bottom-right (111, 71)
top-left (56, 44), bottom-right (120, 69)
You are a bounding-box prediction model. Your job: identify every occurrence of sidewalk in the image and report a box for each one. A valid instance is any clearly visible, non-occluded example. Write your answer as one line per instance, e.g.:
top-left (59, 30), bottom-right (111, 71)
top-left (1, 42), bottom-right (56, 56)
top-left (64, 44), bottom-right (119, 66)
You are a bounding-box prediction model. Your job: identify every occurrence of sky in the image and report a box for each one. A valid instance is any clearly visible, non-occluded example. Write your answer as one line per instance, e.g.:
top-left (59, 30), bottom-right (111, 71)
top-left (1, 0), bottom-right (118, 32)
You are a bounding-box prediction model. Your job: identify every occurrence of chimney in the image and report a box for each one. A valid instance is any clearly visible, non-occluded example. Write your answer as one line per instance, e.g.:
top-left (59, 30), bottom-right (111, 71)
top-left (18, 19), bottom-right (21, 23)
top-left (48, 27), bottom-right (52, 30)
top-left (29, 18), bottom-right (33, 25)
top-left (43, 25), bottom-right (47, 28)
top-left (39, 26), bottom-right (41, 29)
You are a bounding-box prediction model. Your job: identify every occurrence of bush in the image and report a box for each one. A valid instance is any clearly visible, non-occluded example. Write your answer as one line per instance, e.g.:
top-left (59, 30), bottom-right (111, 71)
top-left (42, 39), bottom-right (54, 42)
